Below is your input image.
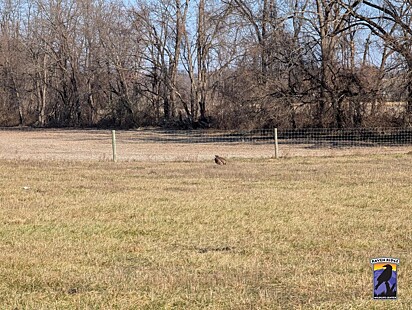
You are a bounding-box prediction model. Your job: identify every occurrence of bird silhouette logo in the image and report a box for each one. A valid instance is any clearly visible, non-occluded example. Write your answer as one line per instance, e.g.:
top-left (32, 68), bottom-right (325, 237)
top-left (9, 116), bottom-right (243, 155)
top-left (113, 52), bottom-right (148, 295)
top-left (371, 258), bottom-right (399, 299)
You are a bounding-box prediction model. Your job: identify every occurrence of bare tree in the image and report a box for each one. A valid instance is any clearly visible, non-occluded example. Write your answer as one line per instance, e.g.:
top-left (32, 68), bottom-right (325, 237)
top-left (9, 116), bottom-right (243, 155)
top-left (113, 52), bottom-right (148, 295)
top-left (0, 0), bottom-right (28, 125)
top-left (339, 0), bottom-right (412, 125)
top-left (226, 0), bottom-right (277, 84)
top-left (0, 0), bottom-right (408, 129)
top-left (132, 0), bottom-right (189, 123)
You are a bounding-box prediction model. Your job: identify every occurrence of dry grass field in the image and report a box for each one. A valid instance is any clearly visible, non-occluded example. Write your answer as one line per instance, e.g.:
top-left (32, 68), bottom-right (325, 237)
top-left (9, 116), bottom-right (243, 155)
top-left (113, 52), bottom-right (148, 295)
top-left (0, 154), bottom-right (411, 309)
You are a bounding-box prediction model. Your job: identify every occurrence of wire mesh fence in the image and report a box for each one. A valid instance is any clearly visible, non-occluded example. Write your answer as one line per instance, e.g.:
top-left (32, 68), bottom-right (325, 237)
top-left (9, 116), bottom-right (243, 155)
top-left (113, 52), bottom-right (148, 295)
top-left (278, 127), bottom-right (412, 147)
top-left (117, 127), bottom-right (412, 146)
top-left (0, 127), bottom-right (412, 161)
top-left (103, 127), bottom-right (412, 161)
top-left (119, 128), bottom-right (275, 144)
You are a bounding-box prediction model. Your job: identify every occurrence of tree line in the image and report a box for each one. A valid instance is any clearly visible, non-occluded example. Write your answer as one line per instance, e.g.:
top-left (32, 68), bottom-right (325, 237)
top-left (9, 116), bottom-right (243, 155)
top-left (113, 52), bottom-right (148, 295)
top-left (0, 0), bottom-right (411, 129)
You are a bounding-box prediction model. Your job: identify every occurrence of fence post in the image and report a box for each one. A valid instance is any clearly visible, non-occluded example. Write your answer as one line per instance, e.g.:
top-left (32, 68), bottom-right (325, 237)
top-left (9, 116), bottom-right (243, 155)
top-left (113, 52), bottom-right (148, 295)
top-left (112, 130), bottom-right (117, 162)
top-left (273, 128), bottom-right (279, 159)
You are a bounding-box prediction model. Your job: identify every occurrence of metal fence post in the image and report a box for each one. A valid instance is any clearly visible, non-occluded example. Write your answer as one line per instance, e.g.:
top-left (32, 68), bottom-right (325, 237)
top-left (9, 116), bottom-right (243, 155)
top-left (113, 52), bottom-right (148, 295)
top-left (112, 130), bottom-right (117, 162)
top-left (274, 128), bottom-right (279, 158)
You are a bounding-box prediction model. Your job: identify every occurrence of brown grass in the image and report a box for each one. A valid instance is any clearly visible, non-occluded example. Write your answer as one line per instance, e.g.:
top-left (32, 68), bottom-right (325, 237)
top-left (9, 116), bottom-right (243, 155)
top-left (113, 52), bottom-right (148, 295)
top-left (0, 155), bottom-right (411, 309)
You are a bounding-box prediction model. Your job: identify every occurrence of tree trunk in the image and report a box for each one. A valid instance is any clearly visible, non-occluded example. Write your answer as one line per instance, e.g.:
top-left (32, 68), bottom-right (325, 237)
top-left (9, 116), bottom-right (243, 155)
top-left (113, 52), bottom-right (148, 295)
top-left (405, 66), bottom-right (412, 125)
top-left (197, 0), bottom-right (206, 121)
top-left (167, 1), bottom-right (189, 121)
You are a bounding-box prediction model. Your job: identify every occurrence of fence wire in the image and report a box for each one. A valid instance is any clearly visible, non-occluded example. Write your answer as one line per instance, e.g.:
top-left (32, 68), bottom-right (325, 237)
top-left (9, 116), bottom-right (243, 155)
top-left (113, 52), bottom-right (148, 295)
top-left (0, 127), bottom-right (411, 161)
top-left (120, 129), bottom-right (275, 144)
top-left (119, 127), bottom-right (412, 146)
top-left (277, 128), bottom-right (412, 147)
top-left (113, 127), bottom-right (412, 161)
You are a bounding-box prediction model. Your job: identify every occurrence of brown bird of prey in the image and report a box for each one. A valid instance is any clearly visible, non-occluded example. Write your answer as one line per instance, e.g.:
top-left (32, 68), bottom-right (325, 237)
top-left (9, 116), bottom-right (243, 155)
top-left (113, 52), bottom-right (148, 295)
top-left (215, 155), bottom-right (227, 165)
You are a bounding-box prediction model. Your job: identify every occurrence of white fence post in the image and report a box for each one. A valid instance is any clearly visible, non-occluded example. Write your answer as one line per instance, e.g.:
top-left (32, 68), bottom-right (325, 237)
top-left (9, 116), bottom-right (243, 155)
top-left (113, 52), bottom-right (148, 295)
top-left (112, 130), bottom-right (117, 162)
top-left (274, 128), bottom-right (279, 159)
